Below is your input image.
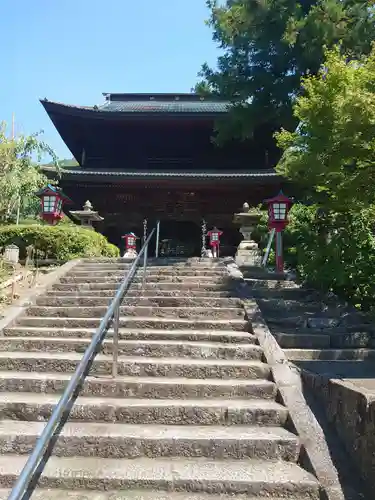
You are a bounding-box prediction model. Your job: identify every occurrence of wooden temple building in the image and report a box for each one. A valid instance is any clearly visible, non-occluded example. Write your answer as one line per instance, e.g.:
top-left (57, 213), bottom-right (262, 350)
top-left (41, 93), bottom-right (284, 256)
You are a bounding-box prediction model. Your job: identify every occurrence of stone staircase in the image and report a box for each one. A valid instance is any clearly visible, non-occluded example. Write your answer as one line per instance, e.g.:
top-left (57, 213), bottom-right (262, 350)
top-left (0, 258), bottom-right (320, 499)
top-left (244, 271), bottom-right (373, 498)
top-left (247, 273), bottom-right (375, 377)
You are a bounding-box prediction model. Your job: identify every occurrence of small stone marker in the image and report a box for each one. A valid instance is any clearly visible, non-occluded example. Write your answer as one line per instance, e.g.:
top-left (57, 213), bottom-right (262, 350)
top-left (4, 244), bottom-right (19, 264)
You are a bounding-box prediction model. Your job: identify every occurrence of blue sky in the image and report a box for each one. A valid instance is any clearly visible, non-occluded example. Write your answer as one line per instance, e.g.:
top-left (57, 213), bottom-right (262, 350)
top-left (1, 0), bottom-right (220, 158)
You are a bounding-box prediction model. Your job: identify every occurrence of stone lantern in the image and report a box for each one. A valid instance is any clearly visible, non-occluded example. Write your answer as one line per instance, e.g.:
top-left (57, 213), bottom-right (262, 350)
top-left (233, 202), bottom-right (262, 267)
top-left (69, 200), bottom-right (103, 230)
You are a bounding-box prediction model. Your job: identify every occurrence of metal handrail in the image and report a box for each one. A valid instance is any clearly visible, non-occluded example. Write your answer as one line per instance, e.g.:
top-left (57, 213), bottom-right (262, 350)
top-left (261, 228), bottom-right (275, 267)
top-left (8, 228), bottom-right (156, 500)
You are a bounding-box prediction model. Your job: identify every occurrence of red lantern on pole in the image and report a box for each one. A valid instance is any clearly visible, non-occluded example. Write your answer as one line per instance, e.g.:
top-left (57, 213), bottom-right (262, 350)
top-left (265, 191), bottom-right (293, 273)
top-left (35, 185), bottom-right (72, 225)
top-left (207, 227), bottom-right (223, 258)
top-left (122, 232), bottom-right (138, 251)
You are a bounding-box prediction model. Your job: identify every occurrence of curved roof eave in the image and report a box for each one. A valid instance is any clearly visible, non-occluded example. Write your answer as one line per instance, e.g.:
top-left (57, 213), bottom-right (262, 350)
top-left (42, 165), bottom-right (280, 180)
top-left (40, 99), bottom-right (97, 117)
top-left (40, 99), bottom-right (230, 120)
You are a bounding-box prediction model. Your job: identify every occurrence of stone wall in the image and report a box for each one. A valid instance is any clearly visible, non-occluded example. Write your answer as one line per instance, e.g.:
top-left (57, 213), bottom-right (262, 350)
top-left (302, 370), bottom-right (375, 490)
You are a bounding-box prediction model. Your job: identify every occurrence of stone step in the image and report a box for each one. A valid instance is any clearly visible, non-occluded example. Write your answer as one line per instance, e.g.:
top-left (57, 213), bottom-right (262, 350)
top-left (4, 326), bottom-right (255, 343)
top-left (266, 315), bottom-right (342, 329)
top-left (258, 298), bottom-right (324, 314)
top-left (293, 359), bottom-right (375, 378)
top-left (76, 261), bottom-right (225, 268)
top-left (267, 311), bottom-right (371, 327)
top-left (330, 330), bottom-right (373, 348)
top-left (269, 324), bottom-right (373, 335)
top-left (68, 269), bottom-right (228, 277)
top-left (285, 348), bottom-right (375, 361)
top-left (241, 268), bottom-right (287, 280)
top-left (0, 455), bottom-right (318, 496)
top-left (26, 306), bottom-right (244, 320)
top-left (0, 337), bottom-right (263, 360)
top-left (36, 296), bottom-right (242, 308)
top-left (246, 279), bottom-right (299, 290)
top-left (0, 489), bottom-right (320, 500)
top-left (47, 289), bottom-right (235, 298)
top-left (17, 317), bottom-right (249, 331)
top-left (249, 288), bottom-right (317, 300)
top-left (79, 257), bottom-right (224, 265)
top-left (0, 352), bottom-right (270, 379)
top-left (268, 318), bottom-right (374, 334)
top-left (0, 420), bottom-right (299, 461)
top-left (74, 268), bottom-right (228, 276)
top-left (273, 331), bottom-right (331, 349)
top-left (52, 282), bottom-right (231, 292)
top-left (0, 372), bottom-right (277, 399)
top-left (59, 275), bottom-right (229, 284)
top-left (76, 262), bottom-right (224, 268)
top-left (274, 329), bottom-right (374, 349)
top-left (0, 393), bottom-right (287, 425)
top-left (76, 264), bottom-right (136, 270)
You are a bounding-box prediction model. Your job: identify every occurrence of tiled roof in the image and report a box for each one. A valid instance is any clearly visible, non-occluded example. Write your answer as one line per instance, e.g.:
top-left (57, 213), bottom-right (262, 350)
top-left (41, 94), bottom-right (230, 115)
top-left (43, 167), bottom-right (278, 179)
top-left (98, 100), bottom-right (229, 114)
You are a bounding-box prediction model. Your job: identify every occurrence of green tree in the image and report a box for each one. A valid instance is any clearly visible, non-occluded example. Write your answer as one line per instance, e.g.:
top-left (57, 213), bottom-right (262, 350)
top-left (45, 157), bottom-right (78, 168)
top-left (197, 0), bottom-right (375, 142)
top-left (276, 46), bottom-right (375, 211)
top-left (0, 122), bottom-right (59, 222)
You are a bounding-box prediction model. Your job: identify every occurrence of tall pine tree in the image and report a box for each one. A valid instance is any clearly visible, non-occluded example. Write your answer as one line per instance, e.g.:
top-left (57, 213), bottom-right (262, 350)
top-left (197, 0), bottom-right (375, 142)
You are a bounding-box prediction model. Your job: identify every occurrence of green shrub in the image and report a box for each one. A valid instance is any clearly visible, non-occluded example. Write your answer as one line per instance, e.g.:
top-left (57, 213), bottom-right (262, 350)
top-left (251, 204), bottom-right (317, 270)
top-left (0, 224), bottom-right (119, 261)
top-left (255, 203), bottom-right (375, 311)
top-left (294, 208), bottom-right (375, 311)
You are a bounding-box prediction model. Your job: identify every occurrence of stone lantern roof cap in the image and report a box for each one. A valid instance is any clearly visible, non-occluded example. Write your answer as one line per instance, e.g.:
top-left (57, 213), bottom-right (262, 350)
top-left (70, 200), bottom-right (103, 222)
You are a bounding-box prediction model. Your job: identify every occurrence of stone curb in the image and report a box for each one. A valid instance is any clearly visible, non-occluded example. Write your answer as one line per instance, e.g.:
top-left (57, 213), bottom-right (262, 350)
top-left (223, 259), bottom-right (346, 500)
top-left (0, 259), bottom-right (82, 333)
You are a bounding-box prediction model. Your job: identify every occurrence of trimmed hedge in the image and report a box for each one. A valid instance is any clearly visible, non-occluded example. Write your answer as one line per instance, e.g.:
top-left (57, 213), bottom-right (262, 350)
top-left (0, 225), bottom-right (119, 261)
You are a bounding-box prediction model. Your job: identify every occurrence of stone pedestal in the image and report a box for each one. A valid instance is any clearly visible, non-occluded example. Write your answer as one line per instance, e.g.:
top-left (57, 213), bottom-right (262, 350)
top-left (201, 248), bottom-right (213, 258)
top-left (233, 203), bottom-right (262, 267)
top-left (123, 249), bottom-right (138, 260)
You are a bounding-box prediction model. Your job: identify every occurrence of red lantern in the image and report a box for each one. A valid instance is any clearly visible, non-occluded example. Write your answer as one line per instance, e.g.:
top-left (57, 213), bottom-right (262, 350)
top-left (264, 191), bottom-right (293, 273)
top-left (122, 232), bottom-right (138, 250)
top-left (207, 227), bottom-right (223, 257)
top-left (35, 185), bottom-right (72, 225)
top-left (265, 191), bottom-right (293, 231)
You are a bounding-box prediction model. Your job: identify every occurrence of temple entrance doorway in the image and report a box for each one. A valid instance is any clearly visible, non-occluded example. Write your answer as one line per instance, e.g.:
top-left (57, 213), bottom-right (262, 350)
top-left (151, 220), bottom-right (201, 258)
top-left (101, 218), bottom-right (241, 258)
top-left (100, 219), bottom-right (202, 257)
